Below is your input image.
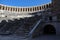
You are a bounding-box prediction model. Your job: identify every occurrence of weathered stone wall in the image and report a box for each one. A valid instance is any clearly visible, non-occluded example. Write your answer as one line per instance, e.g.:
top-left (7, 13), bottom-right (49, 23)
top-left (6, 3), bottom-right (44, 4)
top-left (52, 0), bottom-right (60, 13)
top-left (52, 0), bottom-right (60, 20)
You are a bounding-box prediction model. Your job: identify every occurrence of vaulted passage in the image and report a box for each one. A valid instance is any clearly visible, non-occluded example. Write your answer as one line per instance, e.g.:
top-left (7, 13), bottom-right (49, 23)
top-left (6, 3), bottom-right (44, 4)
top-left (43, 25), bottom-right (56, 35)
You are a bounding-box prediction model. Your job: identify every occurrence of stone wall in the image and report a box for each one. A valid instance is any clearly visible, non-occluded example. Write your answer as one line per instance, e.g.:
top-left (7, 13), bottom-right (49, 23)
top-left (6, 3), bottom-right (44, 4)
top-left (52, 0), bottom-right (60, 21)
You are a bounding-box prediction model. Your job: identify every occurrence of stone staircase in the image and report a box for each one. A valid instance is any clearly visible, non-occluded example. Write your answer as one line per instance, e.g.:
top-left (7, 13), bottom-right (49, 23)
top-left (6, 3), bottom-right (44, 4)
top-left (0, 15), bottom-right (42, 38)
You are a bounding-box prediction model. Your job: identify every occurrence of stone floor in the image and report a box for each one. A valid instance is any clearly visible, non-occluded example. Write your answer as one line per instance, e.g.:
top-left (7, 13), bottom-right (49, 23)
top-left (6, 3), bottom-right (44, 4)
top-left (0, 35), bottom-right (60, 40)
top-left (0, 35), bottom-right (28, 40)
top-left (32, 35), bottom-right (60, 40)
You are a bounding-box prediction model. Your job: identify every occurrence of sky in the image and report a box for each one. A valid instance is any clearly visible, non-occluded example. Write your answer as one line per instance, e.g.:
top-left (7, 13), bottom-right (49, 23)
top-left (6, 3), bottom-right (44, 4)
top-left (0, 0), bottom-right (51, 7)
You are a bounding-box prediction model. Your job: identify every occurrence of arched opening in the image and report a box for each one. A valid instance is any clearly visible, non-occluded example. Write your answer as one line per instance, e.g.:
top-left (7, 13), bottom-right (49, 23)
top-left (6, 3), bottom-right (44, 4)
top-left (43, 24), bottom-right (56, 35)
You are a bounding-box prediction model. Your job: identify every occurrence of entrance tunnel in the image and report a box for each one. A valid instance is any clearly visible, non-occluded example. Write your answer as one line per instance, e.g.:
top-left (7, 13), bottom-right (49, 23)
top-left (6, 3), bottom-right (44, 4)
top-left (43, 24), bottom-right (56, 35)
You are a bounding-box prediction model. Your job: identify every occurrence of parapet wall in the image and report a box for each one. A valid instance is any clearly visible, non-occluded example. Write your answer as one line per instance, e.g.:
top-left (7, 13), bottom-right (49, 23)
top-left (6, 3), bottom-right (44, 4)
top-left (0, 3), bottom-right (51, 13)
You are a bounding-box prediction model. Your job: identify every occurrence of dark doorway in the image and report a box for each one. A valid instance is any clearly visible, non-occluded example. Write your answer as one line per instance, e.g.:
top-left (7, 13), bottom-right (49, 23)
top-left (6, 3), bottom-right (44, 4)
top-left (43, 25), bottom-right (56, 35)
top-left (49, 16), bottom-right (52, 21)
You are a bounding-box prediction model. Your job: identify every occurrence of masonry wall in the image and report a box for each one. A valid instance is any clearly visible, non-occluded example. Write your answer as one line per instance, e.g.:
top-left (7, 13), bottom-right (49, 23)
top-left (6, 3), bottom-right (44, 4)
top-left (52, 0), bottom-right (60, 15)
top-left (52, 0), bottom-right (60, 21)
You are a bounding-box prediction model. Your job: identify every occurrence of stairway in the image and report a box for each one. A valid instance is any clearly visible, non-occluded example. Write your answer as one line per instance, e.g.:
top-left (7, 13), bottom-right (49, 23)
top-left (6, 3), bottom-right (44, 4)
top-left (14, 16), bottom-right (42, 38)
top-left (0, 15), bottom-right (42, 38)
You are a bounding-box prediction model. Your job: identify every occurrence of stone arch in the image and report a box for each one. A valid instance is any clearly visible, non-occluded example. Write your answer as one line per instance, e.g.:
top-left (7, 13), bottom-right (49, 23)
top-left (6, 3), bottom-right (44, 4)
top-left (43, 24), bottom-right (56, 34)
